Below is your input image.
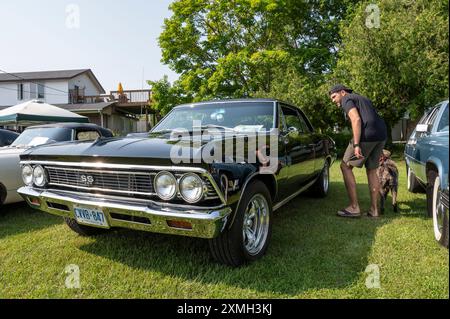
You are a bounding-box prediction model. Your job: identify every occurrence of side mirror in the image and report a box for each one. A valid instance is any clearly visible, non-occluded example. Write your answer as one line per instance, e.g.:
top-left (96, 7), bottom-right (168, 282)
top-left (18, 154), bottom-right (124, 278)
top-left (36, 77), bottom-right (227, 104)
top-left (416, 124), bottom-right (430, 134)
top-left (288, 126), bottom-right (299, 134)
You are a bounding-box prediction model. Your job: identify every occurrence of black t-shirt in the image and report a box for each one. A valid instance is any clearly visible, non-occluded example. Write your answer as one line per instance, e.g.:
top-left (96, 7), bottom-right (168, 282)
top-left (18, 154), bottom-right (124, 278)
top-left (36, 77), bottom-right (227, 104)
top-left (341, 93), bottom-right (387, 142)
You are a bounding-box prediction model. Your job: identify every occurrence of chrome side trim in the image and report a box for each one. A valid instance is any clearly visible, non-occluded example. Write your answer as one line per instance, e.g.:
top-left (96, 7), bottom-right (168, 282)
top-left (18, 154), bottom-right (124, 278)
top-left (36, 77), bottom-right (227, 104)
top-left (273, 178), bottom-right (317, 211)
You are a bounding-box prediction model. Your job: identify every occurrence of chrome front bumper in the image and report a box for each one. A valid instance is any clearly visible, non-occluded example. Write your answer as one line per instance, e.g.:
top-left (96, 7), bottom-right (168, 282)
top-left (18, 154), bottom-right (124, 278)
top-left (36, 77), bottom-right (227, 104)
top-left (18, 187), bottom-right (232, 239)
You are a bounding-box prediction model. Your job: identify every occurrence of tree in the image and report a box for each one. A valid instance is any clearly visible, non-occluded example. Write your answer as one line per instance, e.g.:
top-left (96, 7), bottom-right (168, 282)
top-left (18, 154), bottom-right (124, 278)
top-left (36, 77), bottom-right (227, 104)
top-left (148, 76), bottom-right (193, 116)
top-left (159, 0), bottom-right (355, 101)
top-left (334, 0), bottom-right (449, 137)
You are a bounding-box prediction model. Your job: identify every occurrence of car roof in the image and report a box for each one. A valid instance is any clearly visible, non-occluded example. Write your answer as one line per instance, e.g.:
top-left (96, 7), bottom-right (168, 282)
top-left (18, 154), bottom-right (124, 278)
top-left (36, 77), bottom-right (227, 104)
top-left (25, 123), bottom-right (105, 130)
top-left (174, 98), bottom-right (297, 109)
top-left (0, 129), bottom-right (19, 135)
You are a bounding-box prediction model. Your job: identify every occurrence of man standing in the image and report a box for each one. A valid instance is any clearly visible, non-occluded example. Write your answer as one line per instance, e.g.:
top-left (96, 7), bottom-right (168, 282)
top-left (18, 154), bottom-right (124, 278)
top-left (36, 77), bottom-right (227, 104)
top-left (329, 84), bottom-right (387, 218)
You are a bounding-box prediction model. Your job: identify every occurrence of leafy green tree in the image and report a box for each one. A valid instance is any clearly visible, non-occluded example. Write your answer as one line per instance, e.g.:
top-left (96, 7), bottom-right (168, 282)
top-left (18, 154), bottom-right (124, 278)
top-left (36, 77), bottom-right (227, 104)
top-left (334, 0), bottom-right (449, 136)
top-left (148, 76), bottom-right (193, 116)
top-left (159, 0), bottom-right (355, 102)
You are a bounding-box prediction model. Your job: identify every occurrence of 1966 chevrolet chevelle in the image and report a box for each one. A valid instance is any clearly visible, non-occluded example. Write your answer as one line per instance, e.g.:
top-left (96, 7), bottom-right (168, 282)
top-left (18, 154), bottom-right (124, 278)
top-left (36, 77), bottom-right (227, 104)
top-left (18, 99), bottom-right (336, 266)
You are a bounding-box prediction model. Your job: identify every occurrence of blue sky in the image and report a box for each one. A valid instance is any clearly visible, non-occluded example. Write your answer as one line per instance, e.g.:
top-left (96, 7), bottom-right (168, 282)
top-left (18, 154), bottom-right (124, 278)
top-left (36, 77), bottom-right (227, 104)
top-left (0, 0), bottom-right (178, 92)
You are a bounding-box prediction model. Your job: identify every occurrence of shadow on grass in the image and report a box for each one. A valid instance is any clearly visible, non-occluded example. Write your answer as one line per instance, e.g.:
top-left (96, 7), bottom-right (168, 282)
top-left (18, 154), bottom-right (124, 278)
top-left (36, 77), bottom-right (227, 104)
top-left (0, 202), bottom-right (61, 239)
top-left (78, 180), bottom-right (402, 297)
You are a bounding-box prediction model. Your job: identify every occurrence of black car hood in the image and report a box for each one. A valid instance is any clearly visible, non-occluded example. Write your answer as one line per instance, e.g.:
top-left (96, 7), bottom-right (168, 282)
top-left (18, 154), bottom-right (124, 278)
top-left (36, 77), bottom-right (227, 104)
top-left (21, 135), bottom-right (252, 166)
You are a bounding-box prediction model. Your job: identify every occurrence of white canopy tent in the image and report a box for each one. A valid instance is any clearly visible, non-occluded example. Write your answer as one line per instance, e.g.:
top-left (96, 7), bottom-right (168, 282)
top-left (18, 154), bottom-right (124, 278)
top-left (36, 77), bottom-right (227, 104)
top-left (0, 100), bottom-right (89, 127)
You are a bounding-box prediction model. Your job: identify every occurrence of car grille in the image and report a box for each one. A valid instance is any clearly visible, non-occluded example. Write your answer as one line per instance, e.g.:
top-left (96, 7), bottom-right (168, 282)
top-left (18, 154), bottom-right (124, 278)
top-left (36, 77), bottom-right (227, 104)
top-left (45, 166), bottom-right (219, 200)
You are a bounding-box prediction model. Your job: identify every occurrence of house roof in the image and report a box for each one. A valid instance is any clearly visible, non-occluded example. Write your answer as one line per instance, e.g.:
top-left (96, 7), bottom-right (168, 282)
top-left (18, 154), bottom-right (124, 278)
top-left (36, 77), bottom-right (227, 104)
top-left (0, 69), bottom-right (106, 94)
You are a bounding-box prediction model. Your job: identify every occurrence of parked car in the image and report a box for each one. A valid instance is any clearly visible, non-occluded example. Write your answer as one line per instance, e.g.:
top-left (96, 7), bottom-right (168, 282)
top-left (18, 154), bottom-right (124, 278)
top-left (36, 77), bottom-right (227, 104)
top-left (0, 129), bottom-right (19, 147)
top-left (18, 99), bottom-right (336, 266)
top-left (405, 100), bottom-right (449, 248)
top-left (0, 123), bottom-right (113, 207)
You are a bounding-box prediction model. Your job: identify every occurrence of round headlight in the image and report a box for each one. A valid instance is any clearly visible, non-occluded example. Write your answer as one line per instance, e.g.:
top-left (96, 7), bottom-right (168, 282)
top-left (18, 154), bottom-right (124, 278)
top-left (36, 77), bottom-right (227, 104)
top-left (179, 173), bottom-right (204, 203)
top-left (33, 165), bottom-right (47, 187)
top-left (154, 171), bottom-right (177, 200)
top-left (22, 165), bottom-right (33, 186)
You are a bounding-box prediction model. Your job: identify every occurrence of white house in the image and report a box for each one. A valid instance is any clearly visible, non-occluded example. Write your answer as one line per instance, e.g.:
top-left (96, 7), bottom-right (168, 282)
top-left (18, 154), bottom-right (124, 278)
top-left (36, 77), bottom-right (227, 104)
top-left (0, 69), bottom-right (105, 106)
top-left (0, 69), bottom-right (154, 135)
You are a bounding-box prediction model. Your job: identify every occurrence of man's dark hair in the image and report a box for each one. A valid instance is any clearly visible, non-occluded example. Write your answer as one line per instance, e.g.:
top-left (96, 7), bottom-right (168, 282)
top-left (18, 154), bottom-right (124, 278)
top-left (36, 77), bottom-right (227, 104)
top-left (329, 84), bottom-right (353, 95)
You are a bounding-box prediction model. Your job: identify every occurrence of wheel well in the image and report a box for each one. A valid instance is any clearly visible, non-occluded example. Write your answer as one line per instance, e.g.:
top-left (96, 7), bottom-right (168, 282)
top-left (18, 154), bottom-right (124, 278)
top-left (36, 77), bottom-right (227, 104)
top-left (425, 162), bottom-right (439, 174)
top-left (426, 162), bottom-right (439, 181)
top-left (0, 182), bottom-right (6, 205)
top-left (253, 174), bottom-right (277, 202)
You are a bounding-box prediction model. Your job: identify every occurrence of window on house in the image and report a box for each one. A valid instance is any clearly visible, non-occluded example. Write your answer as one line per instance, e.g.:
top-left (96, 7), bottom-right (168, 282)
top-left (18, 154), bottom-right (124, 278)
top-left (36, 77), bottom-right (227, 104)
top-left (17, 84), bottom-right (24, 100)
top-left (29, 83), bottom-right (37, 99)
top-left (37, 83), bottom-right (45, 99)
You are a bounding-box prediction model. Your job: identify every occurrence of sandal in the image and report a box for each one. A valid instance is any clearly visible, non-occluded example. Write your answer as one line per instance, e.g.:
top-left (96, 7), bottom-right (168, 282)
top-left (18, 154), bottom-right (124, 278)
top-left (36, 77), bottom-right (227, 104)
top-left (366, 211), bottom-right (380, 219)
top-left (337, 209), bottom-right (361, 218)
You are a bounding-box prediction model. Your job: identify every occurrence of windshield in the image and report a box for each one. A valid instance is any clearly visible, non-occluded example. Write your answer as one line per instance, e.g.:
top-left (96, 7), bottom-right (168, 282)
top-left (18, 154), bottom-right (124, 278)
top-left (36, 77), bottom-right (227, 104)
top-left (152, 102), bottom-right (275, 133)
top-left (437, 103), bottom-right (449, 132)
top-left (11, 127), bottom-right (72, 147)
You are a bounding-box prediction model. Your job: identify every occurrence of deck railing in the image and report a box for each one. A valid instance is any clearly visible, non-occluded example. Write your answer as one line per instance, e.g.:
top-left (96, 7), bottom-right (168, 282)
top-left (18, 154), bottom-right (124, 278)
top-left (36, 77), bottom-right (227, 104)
top-left (69, 89), bottom-right (151, 105)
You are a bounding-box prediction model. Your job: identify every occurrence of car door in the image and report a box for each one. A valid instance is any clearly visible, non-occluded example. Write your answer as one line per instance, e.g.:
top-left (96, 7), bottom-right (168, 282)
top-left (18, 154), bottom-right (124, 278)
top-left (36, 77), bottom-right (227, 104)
top-left (279, 104), bottom-right (315, 188)
top-left (296, 109), bottom-right (326, 177)
top-left (414, 105), bottom-right (442, 182)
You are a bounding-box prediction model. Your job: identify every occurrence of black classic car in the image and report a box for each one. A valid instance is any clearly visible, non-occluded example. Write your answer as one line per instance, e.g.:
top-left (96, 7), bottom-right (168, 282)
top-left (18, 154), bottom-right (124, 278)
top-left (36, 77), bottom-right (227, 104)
top-left (18, 99), bottom-right (336, 266)
top-left (0, 129), bottom-right (19, 147)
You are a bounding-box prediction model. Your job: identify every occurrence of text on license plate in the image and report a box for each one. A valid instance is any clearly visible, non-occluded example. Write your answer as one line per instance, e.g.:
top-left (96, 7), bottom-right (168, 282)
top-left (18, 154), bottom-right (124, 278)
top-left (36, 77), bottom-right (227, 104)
top-left (74, 207), bottom-right (108, 227)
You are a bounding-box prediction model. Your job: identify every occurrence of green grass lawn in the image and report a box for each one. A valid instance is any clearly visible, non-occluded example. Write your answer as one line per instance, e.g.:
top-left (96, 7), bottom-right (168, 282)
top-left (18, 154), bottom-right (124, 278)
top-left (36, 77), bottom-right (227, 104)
top-left (0, 160), bottom-right (448, 299)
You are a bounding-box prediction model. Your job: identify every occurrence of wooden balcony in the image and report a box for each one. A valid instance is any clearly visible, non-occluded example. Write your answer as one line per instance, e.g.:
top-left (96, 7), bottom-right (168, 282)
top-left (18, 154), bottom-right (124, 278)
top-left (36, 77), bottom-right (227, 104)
top-left (110, 89), bottom-right (152, 107)
top-left (69, 89), bottom-right (153, 114)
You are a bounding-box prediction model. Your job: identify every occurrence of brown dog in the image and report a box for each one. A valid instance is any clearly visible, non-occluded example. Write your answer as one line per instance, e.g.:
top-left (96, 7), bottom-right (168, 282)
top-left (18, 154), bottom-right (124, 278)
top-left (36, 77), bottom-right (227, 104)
top-left (377, 150), bottom-right (399, 213)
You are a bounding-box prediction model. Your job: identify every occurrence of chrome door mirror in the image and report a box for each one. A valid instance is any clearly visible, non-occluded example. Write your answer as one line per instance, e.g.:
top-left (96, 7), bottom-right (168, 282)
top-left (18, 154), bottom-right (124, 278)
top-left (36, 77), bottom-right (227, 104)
top-left (288, 126), bottom-right (299, 134)
top-left (416, 124), bottom-right (430, 134)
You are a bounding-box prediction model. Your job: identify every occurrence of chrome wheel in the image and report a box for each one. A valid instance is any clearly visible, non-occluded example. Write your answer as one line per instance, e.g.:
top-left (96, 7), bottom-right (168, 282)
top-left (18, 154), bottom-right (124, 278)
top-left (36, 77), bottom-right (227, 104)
top-left (432, 176), bottom-right (445, 241)
top-left (242, 194), bottom-right (270, 256)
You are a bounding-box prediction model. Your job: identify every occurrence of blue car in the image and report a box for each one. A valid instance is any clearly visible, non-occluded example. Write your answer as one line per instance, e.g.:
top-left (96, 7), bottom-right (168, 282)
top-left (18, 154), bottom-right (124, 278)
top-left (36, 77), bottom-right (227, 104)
top-left (405, 100), bottom-right (449, 248)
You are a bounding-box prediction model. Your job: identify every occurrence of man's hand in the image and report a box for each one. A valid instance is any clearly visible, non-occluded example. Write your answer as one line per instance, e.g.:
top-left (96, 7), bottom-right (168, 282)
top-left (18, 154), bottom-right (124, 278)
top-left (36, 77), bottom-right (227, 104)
top-left (354, 146), bottom-right (364, 159)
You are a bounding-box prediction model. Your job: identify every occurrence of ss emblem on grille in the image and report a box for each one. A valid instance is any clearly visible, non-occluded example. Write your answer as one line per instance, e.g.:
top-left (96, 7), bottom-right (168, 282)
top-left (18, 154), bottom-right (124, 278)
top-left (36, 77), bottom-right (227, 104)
top-left (79, 175), bottom-right (95, 186)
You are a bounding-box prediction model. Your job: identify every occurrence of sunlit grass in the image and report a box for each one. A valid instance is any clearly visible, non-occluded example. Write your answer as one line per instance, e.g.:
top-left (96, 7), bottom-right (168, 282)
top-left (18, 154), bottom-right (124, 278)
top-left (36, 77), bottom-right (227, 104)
top-left (0, 160), bottom-right (448, 299)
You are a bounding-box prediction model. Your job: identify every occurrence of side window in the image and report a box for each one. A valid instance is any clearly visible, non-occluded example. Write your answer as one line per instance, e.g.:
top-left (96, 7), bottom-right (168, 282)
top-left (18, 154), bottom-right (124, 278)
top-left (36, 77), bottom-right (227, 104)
top-left (437, 103), bottom-right (449, 132)
top-left (76, 130), bottom-right (100, 141)
top-left (297, 110), bottom-right (312, 133)
top-left (419, 107), bottom-right (436, 125)
top-left (281, 106), bottom-right (304, 133)
top-left (6, 134), bottom-right (16, 145)
top-left (424, 106), bottom-right (440, 126)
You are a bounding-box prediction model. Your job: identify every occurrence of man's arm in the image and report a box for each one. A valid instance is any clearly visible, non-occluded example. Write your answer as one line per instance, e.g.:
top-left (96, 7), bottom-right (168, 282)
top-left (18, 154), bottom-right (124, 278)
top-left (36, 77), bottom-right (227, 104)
top-left (347, 108), bottom-right (363, 158)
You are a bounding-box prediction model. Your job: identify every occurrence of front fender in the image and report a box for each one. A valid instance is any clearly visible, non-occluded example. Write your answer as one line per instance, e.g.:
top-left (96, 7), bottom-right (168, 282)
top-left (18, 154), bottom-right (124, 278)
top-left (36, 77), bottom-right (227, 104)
top-left (210, 162), bottom-right (278, 229)
top-left (427, 156), bottom-right (448, 189)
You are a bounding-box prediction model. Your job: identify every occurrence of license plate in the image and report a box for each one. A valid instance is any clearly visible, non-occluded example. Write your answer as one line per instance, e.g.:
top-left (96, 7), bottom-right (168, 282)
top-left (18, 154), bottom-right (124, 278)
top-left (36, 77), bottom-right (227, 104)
top-left (74, 206), bottom-right (109, 228)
